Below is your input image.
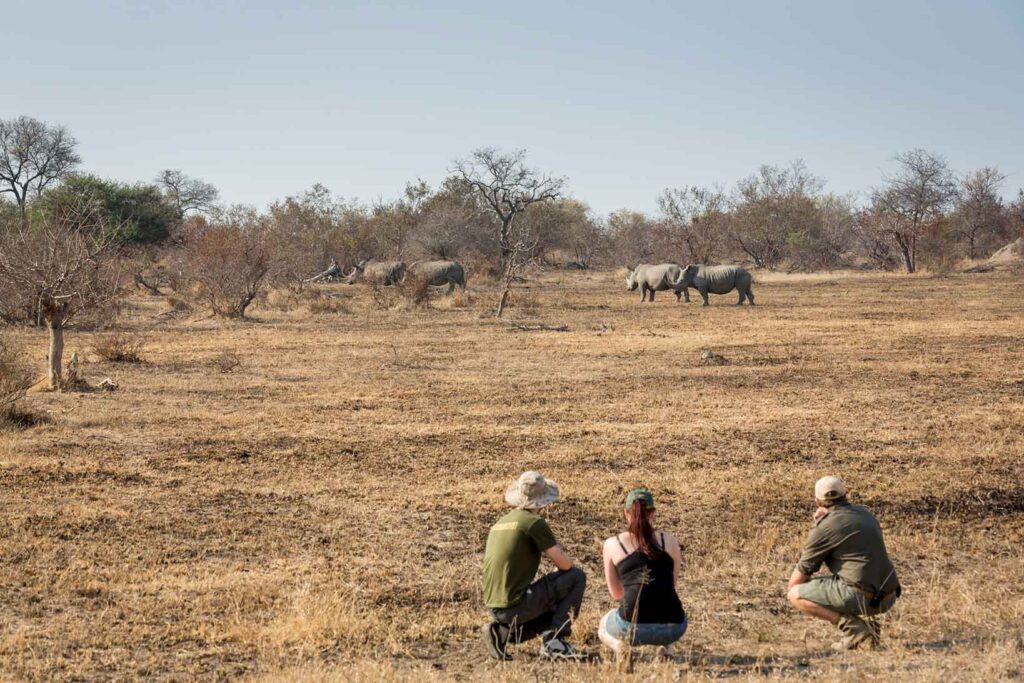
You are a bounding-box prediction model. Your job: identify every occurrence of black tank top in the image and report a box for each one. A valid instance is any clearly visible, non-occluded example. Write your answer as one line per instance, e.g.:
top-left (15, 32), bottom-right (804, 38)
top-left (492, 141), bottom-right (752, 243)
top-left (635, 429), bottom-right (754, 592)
top-left (616, 533), bottom-right (686, 624)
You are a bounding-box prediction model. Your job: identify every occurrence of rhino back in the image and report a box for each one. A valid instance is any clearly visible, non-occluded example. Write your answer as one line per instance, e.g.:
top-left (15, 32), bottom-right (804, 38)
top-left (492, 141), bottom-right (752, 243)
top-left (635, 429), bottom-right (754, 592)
top-left (698, 265), bottom-right (749, 292)
top-left (645, 263), bottom-right (683, 289)
top-left (365, 261), bottom-right (405, 283)
top-left (411, 260), bottom-right (461, 285)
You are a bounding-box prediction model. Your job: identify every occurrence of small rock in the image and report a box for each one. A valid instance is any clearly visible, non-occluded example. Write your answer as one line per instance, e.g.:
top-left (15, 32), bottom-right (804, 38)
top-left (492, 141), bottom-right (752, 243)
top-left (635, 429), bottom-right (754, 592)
top-left (699, 349), bottom-right (729, 366)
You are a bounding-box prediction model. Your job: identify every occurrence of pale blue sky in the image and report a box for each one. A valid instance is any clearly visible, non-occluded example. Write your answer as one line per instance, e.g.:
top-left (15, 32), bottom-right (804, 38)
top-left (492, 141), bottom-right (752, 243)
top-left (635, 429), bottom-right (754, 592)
top-left (6, 1), bottom-right (1023, 214)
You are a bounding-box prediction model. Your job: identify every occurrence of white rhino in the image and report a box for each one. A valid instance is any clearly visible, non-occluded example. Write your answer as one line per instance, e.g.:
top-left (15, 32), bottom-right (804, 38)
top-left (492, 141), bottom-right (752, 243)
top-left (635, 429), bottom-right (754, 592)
top-left (676, 264), bottom-right (755, 306)
top-left (343, 260), bottom-right (407, 286)
top-left (406, 260), bottom-right (466, 294)
top-left (625, 263), bottom-right (687, 302)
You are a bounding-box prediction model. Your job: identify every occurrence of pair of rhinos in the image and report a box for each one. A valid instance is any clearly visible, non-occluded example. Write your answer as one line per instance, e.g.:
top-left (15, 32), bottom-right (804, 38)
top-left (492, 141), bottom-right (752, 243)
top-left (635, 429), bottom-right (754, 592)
top-left (342, 259), bottom-right (467, 293)
top-left (626, 263), bottom-right (755, 306)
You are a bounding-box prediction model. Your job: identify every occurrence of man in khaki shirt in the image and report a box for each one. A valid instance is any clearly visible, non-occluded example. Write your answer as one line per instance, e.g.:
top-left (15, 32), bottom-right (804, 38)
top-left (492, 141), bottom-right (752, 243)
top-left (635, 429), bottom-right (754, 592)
top-left (786, 476), bottom-right (901, 650)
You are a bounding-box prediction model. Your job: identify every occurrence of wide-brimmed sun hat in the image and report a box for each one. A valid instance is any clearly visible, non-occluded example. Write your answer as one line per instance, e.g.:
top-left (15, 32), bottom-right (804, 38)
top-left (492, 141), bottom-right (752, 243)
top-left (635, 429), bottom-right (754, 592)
top-left (505, 471), bottom-right (561, 510)
top-left (814, 475), bottom-right (847, 503)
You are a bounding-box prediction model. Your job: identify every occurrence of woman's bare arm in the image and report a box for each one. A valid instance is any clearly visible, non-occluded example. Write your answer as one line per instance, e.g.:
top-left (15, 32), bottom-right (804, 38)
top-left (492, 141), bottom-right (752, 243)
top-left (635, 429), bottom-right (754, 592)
top-left (664, 532), bottom-right (683, 587)
top-left (602, 537), bottom-right (625, 601)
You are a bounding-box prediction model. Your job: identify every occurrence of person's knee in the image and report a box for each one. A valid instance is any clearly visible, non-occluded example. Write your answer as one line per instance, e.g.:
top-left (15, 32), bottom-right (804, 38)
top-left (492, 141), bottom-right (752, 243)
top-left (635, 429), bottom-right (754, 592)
top-left (566, 565), bottom-right (586, 587)
top-left (787, 585), bottom-right (804, 607)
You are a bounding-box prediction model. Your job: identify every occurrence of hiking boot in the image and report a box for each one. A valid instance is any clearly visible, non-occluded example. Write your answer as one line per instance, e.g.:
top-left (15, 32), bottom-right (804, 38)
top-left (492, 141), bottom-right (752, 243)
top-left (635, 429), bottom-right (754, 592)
top-left (540, 637), bottom-right (586, 660)
top-left (831, 615), bottom-right (873, 651)
top-left (483, 622), bottom-right (512, 661)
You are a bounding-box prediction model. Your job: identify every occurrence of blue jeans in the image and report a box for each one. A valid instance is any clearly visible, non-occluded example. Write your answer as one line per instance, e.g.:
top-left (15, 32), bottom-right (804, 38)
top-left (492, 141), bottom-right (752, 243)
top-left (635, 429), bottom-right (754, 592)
top-left (604, 609), bottom-right (687, 646)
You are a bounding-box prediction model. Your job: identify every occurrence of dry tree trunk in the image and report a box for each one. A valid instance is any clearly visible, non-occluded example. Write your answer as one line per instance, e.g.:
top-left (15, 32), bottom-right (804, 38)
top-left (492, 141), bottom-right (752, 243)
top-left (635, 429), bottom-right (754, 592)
top-left (496, 288), bottom-right (511, 318)
top-left (47, 322), bottom-right (64, 389)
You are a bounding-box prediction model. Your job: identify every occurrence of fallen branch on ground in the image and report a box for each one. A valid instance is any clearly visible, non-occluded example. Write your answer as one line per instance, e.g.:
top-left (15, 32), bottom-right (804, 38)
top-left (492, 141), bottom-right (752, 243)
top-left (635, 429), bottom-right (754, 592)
top-left (305, 259), bottom-right (344, 283)
top-left (509, 323), bottom-right (569, 332)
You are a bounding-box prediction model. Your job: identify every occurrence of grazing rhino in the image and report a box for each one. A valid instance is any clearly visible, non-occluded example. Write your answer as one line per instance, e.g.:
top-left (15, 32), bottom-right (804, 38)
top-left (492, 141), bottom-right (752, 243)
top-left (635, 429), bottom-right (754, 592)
top-left (625, 263), bottom-right (687, 302)
top-left (675, 264), bottom-right (754, 306)
top-left (407, 260), bottom-right (466, 293)
top-left (343, 259), bottom-right (407, 286)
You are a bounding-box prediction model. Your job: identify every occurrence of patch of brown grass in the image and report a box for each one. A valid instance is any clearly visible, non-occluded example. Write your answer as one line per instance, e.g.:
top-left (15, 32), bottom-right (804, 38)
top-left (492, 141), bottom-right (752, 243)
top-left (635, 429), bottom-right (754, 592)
top-left (0, 269), bottom-right (1022, 681)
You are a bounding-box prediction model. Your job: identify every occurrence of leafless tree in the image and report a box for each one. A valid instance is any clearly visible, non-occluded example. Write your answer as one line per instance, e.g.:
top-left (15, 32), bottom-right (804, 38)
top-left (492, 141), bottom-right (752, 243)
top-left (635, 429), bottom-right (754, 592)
top-left (606, 209), bottom-right (659, 267)
top-left (851, 209), bottom-right (899, 270)
top-left (871, 150), bottom-right (958, 273)
top-left (658, 185), bottom-right (728, 264)
top-left (0, 116), bottom-right (81, 223)
top-left (1010, 190), bottom-right (1024, 239)
top-left (495, 226), bottom-right (539, 318)
top-left (0, 200), bottom-right (123, 389)
top-left (730, 161), bottom-right (823, 270)
top-left (369, 180), bottom-right (429, 259)
top-left (953, 167), bottom-right (1006, 259)
top-left (452, 148), bottom-right (564, 275)
top-left (564, 210), bottom-right (606, 269)
top-left (416, 179), bottom-right (486, 259)
top-left (156, 169), bottom-right (219, 220)
top-left (182, 207), bottom-right (275, 318)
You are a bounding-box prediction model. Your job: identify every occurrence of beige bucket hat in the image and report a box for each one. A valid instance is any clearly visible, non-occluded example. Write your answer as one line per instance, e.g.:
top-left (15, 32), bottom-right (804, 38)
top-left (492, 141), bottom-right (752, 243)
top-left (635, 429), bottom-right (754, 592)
top-left (505, 471), bottom-right (561, 510)
top-left (814, 475), bottom-right (847, 503)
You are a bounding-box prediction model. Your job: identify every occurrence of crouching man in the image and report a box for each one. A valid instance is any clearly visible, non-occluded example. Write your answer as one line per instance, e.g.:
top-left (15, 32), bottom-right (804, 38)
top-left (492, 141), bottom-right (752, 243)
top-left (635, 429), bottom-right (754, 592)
top-left (481, 471), bottom-right (587, 661)
top-left (786, 476), bottom-right (901, 650)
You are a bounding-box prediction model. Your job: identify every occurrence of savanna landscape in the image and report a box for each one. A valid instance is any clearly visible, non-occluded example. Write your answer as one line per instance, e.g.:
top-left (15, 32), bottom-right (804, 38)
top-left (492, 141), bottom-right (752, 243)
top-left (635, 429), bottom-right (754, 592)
top-left (3, 6), bottom-right (1024, 679)
top-left (2, 265), bottom-right (1022, 682)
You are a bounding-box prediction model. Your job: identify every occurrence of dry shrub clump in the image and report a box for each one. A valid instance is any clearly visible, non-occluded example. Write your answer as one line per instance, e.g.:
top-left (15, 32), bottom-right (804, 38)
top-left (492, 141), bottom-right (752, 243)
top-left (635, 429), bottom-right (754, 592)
top-left (459, 251), bottom-right (495, 285)
top-left (397, 273), bottom-right (431, 307)
top-left (163, 295), bottom-right (193, 314)
top-left (443, 288), bottom-right (476, 309)
top-left (305, 293), bottom-right (350, 315)
top-left (182, 211), bottom-right (275, 319)
top-left (510, 288), bottom-right (542, 315)
top-left (0, 335), bottom-right (35, 425)
top-left (265, 288), bottom-right (351, 315)
top-left (91, 331), bottom-right (146, 363)
top-left (371, 274), bottom-right (430, 310)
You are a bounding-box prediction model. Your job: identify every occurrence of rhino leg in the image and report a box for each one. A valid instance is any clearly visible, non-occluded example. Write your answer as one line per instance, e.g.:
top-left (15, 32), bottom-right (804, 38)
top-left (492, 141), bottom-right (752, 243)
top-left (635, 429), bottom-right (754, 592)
top-left (700, 288), bottom-right (710, 306)
top-left (674, 288), bottom-right (681, 303)
top-left (447, 281), bottom-right (455, 294)
top-left (746, 286), bottom-right (755, 306)
top-left (649, 288), bottom-right (656, 302)
top-left (682, 287), bottom-right (690, 303)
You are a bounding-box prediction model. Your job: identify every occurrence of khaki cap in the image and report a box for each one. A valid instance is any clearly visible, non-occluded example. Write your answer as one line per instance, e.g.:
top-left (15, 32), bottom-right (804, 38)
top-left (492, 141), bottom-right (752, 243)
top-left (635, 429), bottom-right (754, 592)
top-left (815, 475), bottom-right (847, 502)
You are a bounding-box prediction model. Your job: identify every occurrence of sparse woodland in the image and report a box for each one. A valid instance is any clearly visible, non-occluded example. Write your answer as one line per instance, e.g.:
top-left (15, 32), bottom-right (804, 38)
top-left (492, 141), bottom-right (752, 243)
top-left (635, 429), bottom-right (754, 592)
top-left (1, 116), bottom-right (1023, 681)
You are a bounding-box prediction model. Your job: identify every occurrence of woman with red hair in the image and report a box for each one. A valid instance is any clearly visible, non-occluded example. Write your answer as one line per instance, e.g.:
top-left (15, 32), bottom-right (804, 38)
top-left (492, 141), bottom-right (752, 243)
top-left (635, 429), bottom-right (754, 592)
top-left (598, 488), bottom-right (687, 658)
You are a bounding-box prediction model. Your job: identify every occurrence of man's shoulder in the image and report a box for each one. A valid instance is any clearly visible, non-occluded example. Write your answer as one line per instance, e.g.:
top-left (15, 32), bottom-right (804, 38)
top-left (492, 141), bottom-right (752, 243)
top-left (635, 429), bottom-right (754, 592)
top-left (824, 503), bottom-right (879, 528)
top-left (492, 509), bottom-right (544, 530)
top-left (844, 503), bottom-right (879, 521)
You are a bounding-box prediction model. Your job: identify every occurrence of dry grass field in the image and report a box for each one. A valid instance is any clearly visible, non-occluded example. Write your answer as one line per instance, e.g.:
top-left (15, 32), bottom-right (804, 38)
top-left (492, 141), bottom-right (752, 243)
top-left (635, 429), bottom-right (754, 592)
top-left (1, 268), bottom-right (1023, 682)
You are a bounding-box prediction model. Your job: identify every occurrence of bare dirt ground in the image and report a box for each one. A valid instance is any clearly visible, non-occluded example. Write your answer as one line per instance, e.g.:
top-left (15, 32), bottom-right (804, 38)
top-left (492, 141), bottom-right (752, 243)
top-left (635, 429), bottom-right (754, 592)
top-left (1, 268), bottom-right (1022, 682)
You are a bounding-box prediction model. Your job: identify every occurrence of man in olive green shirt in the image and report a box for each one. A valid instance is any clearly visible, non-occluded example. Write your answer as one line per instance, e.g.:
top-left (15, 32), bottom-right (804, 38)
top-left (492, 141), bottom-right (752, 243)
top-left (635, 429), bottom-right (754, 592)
top-left (481, 471), bottom-right (586, 661)
top-left (787, 476), bottom-right (901, 650)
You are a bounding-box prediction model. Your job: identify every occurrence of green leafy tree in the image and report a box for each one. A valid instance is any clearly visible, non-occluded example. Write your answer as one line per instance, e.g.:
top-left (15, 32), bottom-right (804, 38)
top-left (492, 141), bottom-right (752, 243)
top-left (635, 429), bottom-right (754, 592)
top-left (37, 174), bottom-right (178, 244)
